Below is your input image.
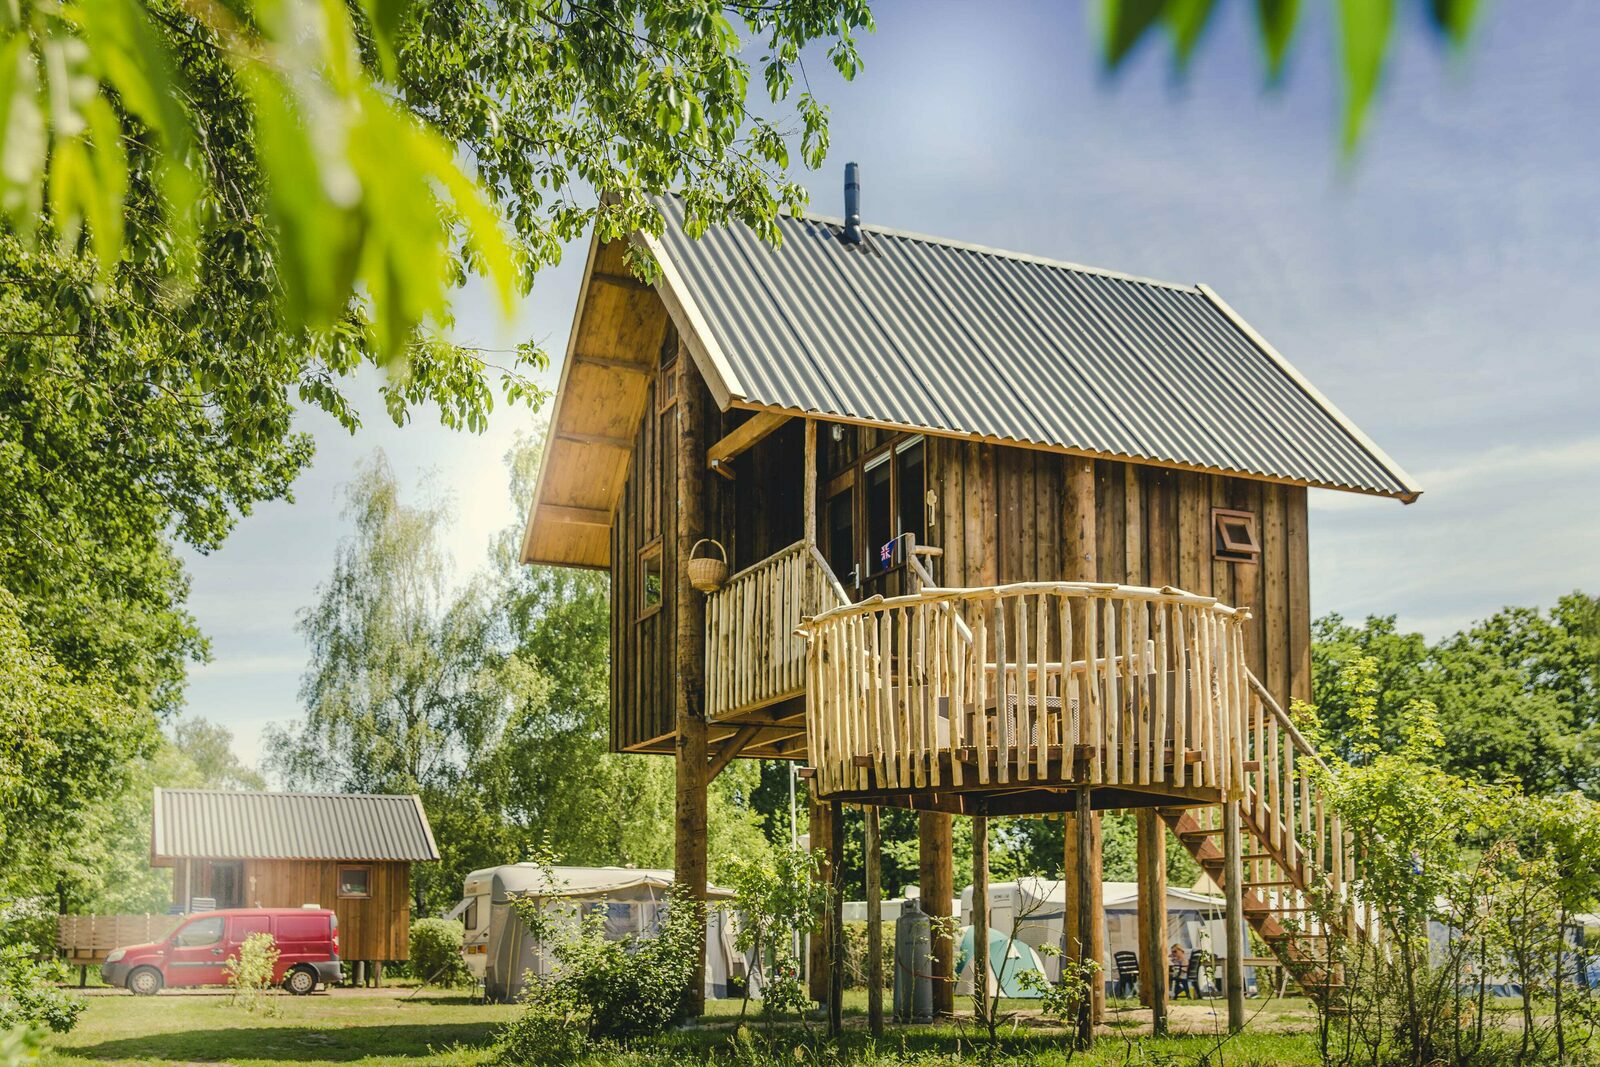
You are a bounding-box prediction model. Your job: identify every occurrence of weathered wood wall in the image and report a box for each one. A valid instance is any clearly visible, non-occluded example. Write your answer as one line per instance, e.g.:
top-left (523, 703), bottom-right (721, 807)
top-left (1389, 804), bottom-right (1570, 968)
top-left (178, 859), bottom-right (412, 960)
top-left (927, 439), bottom-right (1312, 708)
top-left (610, 342), bottom-right (735, 752)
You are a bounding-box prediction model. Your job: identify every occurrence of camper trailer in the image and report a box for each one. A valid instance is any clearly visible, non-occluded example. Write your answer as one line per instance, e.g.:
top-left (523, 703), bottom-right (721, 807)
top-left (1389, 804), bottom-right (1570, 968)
top-left (450, 864), bottom-right (740, 1003)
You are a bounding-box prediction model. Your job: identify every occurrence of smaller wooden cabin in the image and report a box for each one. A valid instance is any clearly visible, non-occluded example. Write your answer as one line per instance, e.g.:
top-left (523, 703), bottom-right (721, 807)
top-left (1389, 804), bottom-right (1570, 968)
top-left (151, 789), bottom-right (439, 963)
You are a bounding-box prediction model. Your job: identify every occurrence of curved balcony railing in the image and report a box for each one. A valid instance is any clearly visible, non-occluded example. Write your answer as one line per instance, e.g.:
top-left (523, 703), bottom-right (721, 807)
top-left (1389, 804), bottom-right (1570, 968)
top-left (799, 581), bottom-right (1252, 799)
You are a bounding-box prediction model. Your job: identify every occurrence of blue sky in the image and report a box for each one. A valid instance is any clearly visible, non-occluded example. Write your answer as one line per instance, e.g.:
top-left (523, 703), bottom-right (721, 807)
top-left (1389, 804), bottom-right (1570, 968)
top-left (181, 1), bottom-right (1600, 768)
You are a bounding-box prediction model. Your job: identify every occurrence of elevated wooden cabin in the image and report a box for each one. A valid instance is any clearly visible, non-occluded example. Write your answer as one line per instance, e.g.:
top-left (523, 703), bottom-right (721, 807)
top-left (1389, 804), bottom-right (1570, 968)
top-left (521, 180), bottom-right (1417, 1026)
top-left (151, 788), bottom-right (439, 964)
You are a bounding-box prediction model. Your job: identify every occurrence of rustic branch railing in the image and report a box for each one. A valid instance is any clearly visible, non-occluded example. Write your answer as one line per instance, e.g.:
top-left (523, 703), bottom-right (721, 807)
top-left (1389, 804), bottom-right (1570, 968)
top-left (705, 540), bottom-right (849, 721)
top-left (800, 582), bottom-right (1252, 798)
top-left (1237, 674), bottom-right (1365, 940)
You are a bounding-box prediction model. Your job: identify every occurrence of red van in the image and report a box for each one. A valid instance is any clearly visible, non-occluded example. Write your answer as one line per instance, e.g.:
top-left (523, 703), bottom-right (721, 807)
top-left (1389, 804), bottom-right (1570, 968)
top-left (100, 908), bottom-right (342, 995)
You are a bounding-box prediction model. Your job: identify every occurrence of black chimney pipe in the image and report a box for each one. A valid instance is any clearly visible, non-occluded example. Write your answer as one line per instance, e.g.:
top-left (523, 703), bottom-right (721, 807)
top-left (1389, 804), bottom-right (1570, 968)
top-left (843, 162), bottom-right (863, 244)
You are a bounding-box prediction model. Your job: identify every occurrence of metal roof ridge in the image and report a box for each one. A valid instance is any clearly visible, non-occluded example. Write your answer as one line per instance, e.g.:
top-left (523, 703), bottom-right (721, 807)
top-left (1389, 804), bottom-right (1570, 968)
top-left (156, 787), bottom-right (424, 800)
top-left (775, 207), bottom-right (1201, 294)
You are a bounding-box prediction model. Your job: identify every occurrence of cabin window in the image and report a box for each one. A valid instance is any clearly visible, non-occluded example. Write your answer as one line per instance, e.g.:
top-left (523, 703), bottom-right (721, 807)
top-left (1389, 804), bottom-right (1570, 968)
top-left (826, 483), bottom-right (856, 587)
top-left (1212, 508), bottom-right (1262, 564)
top-left (864, 452), bottom-right (894, 572)
top-left (338, 866), bottom-right (371, 898)
top-left (895, 437), bottom-right (926, 549)
top-left (638, 539), bottom-right (663, 617)
top-left (657, 325), bottom-right (679, 411)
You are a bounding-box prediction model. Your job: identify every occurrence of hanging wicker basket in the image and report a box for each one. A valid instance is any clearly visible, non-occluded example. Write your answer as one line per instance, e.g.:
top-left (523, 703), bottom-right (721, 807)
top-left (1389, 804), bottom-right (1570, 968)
top-left (687, 538), bottom-right (729, 593)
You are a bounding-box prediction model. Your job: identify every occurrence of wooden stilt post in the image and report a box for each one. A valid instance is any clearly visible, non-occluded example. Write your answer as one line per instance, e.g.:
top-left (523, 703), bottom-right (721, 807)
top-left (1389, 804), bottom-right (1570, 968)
top-left (1073, 788), bottom-right (1096, 1048)
top-left (828, 801), bottom-right (845, 1036)
top-left (972, 815), bottom-right (990, 1029)
top-left (865, 805), bottom-right (884, 1037)
top-left (918, 811), bottom-right (955, 1017)
top-left (674, 341), bottom-right (711, 1019)
top-left (1223, 800), bottom-right (1247, 1033)
top-left (808, 793), bottom-right (834, 1006)
top-left (1136, 808), bottom-right (1169, 1034)
top-left (1065, 805), bottom-right (1106, 1025)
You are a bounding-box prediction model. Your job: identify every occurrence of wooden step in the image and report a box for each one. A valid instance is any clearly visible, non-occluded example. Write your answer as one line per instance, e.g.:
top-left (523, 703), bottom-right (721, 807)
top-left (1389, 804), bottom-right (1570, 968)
top-left (1179, 827), bottom-right (1225, 839)
top-left (1245, 879), bottom-right (1298, 889)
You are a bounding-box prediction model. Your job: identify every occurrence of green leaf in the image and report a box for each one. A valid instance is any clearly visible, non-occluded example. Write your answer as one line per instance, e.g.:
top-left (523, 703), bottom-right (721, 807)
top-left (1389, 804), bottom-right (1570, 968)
top-left (0, 33), bottom-right (45, 232)
top-left (1427, 0), bottom-right (1479, 43)
top-left (1337, 0), bottom-right (1395, 153)
top-left (353, 0), bottom-right (413, 78)
top-left (1254, 0), bottom-right (1300, 82)
top-left (1101, 0), bottom-right (1167, 68)
top-left (81, 94), bottom-right (128, 272)
top-left (1164, 0), bottom-right (1218, 70)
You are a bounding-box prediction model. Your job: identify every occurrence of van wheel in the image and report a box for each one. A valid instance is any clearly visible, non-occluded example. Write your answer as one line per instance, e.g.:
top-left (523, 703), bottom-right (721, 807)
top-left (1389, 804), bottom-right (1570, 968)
top-left (283, 966), bottom-right (318, 996)
top-left (127, 967), bottom-right (163, 996)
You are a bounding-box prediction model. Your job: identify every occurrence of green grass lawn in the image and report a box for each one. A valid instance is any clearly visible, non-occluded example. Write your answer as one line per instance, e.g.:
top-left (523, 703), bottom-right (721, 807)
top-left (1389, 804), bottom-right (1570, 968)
top-left (38, 988), bottom-right (1322, 1066)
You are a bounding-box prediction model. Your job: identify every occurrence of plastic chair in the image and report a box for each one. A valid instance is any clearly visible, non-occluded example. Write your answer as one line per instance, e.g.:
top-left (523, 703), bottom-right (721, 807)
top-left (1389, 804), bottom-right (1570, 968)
top-left (1112, 951), bottom-right (1140, 998)
top-left (1173, 950), bottom-right (1212, 999)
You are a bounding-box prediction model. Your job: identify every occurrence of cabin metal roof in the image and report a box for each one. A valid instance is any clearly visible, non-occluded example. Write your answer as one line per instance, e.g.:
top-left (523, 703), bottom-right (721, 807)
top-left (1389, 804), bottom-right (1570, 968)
top-left (645, 195), bottom-right (1419, 502)
top-left (151, 789), bottom-right (440, 862)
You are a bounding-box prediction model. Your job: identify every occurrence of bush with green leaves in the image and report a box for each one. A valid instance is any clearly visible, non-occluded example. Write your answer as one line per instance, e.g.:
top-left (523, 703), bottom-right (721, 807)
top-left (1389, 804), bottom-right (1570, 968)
top-left (410, 918), bottom-right (473, 988)
top-left (495, 883), bottom-right (703, 1064)
top-left (224, 932), bottom-right (280, 1015)
top-left (0, 945), bottom-right (83, 1035)
top-left (1302, 655), bottom-right (1600, 1067)
top-left (722, 846), bottom-right (828, 1021)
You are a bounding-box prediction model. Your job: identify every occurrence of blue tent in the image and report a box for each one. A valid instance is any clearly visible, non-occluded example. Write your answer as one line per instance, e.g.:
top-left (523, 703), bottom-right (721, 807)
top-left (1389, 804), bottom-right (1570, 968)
top-left (954, 925), bottom-right (1048, 998)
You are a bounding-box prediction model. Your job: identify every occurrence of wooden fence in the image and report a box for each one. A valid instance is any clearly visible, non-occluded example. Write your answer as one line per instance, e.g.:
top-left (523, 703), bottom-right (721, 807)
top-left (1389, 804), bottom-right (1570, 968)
top-left (58, 914), bottom-right (182, 964)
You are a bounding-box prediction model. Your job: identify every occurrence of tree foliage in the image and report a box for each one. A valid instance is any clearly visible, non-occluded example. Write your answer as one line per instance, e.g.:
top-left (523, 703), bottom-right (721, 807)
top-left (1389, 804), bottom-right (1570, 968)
top-left (1313, 595), bottom-right (1600, 796)
top-left (268, 435), bottom-right (770, 913)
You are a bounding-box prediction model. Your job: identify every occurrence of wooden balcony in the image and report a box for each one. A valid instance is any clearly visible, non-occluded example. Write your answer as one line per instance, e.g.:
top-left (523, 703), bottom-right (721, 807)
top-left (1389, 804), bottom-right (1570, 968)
top-left (705, 540), bottom-right (849, 722)
top-left (800, 581), bottom-right (1254, 810)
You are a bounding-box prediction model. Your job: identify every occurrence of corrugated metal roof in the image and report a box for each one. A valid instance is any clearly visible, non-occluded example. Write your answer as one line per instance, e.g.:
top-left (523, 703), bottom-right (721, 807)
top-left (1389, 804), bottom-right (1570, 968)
top-left (152, 789), bottom-right (440, 861)
top-left (646, 196), bottom-right (1419, 500)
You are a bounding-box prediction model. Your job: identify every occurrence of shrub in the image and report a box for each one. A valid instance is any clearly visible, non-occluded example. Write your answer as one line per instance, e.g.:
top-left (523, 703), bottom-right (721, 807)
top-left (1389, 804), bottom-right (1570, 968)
top-left (722, 845), bottom-right (828, 1020)
top-left (495, 883), bottom-right (704, 1065)
top-left (0, 945), bottom-right (83, 1035)
top-left (410, 918), bottom-right (473, 988)
top-left (224, 932), bottom-right (280, 1015)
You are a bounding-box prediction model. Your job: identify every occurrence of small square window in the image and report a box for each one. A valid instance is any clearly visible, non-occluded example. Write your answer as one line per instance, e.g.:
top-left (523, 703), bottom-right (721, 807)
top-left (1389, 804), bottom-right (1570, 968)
top-left (338, 867), bottom-right (371, 898)
top-left (638, 540), bottom-right (663, 618)
top-left (1212, 508), bottom-right (1261, 564)
top-left (657, 326), bottom-right (679, 411)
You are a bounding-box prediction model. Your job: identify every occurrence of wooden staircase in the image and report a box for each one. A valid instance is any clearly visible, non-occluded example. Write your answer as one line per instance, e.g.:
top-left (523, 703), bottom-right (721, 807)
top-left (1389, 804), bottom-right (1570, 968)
top-left (1161, 674), bottom-right (1364, 1006)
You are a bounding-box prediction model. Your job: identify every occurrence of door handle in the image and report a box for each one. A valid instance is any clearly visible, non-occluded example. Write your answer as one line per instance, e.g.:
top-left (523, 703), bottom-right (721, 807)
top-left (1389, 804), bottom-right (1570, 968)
top-left (211, 948), bottom-right (224, 955)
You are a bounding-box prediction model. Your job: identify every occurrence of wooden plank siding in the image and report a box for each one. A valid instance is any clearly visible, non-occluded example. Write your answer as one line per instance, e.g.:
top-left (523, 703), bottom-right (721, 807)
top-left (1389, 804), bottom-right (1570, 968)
top-left (180, 859), bottom-right (411, 961)
top-left (611, 336), bottom-right (736, 753)
top-left (926, 439), bottom-right (1310, 710)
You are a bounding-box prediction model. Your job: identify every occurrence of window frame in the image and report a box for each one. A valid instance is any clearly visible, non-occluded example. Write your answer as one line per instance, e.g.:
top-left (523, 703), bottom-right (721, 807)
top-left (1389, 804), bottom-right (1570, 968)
top-left (1211, 508), bottom-right (1262, 564)
top-left (337, 865), bottom-right (373, 900)
top-left (637, 538), bottom-right (664, 620)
